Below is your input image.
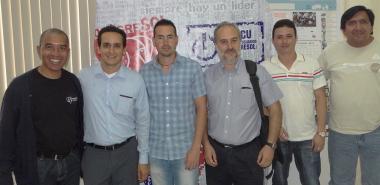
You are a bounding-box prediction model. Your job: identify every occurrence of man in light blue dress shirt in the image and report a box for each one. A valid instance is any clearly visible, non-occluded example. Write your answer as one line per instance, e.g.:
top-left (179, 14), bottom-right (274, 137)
top-left (140, 19), bottom-right (207, 185)
top-left (79, 25), bottom-right (150, 185)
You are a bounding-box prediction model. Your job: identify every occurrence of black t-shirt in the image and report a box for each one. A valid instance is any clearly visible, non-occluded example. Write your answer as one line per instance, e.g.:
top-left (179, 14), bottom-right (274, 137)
top-left (31, 69), bottom-right (80, 155)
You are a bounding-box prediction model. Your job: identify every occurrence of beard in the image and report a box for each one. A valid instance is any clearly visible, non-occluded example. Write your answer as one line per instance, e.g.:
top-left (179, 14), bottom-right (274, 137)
top-left (219, 49), bottom-right (239, 65)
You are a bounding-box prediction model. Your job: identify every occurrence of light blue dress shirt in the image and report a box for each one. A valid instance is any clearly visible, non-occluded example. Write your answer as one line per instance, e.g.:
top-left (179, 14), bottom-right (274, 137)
top-left (78, 63), bottom-right (150, 164)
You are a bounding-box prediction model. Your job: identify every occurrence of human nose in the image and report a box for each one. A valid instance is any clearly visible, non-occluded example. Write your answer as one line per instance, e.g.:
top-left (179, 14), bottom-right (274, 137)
top-left (281, 37), bottom-right (290, 44)
top-left (106, 45), bottom-right (120, 54)
top-left (51, 47), bottom-right (65, 55)
top-left (353, 22), bottom-right (360, 29)
top-left (227, 41), bottom-right (233, 49)
top-left (162, 38), bottom-right (169, 44)
top-left (109, 45), bottom-right (115, 52)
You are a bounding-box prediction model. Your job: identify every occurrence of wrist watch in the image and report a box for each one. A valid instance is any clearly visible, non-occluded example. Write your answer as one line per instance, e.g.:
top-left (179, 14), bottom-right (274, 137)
top-left (265, 142), bottom-right (276, 149)
top-left (317, 131), bottom-right (327, 138)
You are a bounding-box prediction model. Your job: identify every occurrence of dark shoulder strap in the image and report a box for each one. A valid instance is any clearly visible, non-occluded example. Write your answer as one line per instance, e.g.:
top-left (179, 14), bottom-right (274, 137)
top-left (245, 60), bottom-right (279, 178)
top-left (244, 60), bottom-right (264, 117)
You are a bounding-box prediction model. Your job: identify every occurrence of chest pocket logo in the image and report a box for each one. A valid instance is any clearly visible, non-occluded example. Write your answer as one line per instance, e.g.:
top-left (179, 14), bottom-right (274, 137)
top-left (66, 96), bottom-right (78, 104)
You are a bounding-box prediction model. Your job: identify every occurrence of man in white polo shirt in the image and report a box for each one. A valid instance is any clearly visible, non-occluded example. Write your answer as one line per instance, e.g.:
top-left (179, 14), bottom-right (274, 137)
top-left (262, 19), bottom-right (327, 185)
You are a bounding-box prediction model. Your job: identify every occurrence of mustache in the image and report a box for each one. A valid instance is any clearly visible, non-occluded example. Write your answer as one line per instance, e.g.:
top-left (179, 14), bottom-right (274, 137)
top-left (225, 49), bottom-right (237, 53)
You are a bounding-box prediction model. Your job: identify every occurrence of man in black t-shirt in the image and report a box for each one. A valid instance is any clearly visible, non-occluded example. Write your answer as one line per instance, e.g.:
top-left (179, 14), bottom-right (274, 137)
top-left (0, 28), bottom-right (83, 185)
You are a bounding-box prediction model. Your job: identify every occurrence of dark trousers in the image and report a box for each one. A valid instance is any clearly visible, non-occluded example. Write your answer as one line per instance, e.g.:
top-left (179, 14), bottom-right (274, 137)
top-left (205, 137), bottom-right (263, 185)
top-left (81, 137), bottom-right (139, 185)
top-left (36, 150), bottom-right (81, 185)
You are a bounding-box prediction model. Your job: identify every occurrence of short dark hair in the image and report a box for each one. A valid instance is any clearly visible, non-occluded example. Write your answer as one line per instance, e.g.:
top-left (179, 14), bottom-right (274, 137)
top-left (272, 19), bottom-right (297, 39)
top-left (97, 25), bottom-right (127, 47)
top-left (341, 5), bottom-right (375, 33)
top-left (39, 28), bottom-right (69, 46)
top-left (153, 19), bottom-right (177, 37)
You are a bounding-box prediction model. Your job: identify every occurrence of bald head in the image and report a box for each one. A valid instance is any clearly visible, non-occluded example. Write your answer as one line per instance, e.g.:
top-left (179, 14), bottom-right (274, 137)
top-left (39, 28), bottom-right (69, 47)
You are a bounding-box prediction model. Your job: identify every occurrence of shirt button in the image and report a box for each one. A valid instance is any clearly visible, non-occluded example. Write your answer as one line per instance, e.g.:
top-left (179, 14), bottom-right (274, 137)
top-left (166, 83), bottom-right (169, 86)
top-left (227, 102), bottom-right (231, 105)
top-left (228, 90), bottom-right (232, 93)
top-left (166, 110), bottom-right (170, 113)
top-left (224, 130), bottom-right (228, 134)
top-left (166, 97), bottom-right (169, 100)
top-left (225, 115), bottom-right (229, 119)
top-left (166, 124), bottom-right (170, 127)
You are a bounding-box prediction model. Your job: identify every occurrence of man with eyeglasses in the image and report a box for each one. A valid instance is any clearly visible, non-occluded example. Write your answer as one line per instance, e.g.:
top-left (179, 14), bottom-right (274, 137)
top-left (140, 19), bottom-right (207, 185)
top-left (0, 28), bottom-right (83, 185)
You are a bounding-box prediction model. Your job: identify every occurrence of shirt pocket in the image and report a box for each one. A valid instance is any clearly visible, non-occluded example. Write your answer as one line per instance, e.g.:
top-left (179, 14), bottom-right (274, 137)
top-left (115, 94), bottom-right (134, 116)
top-left (239, 88), bottom-right (254, 109)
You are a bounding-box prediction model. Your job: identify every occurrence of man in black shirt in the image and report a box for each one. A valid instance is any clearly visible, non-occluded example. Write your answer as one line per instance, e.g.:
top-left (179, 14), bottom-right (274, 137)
top-left (0, 28), bottom-right (83, 185)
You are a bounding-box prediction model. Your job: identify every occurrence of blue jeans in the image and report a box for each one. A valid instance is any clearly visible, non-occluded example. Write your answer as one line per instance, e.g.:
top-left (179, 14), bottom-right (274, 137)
top-left (272, 140), bottom-right (321, 185)
top-left (36, 150), bottom-right (81, 185)
top-left (150, 157), bottom-right (199, 185)
top-left (328, 126), bottom-right (380, 185)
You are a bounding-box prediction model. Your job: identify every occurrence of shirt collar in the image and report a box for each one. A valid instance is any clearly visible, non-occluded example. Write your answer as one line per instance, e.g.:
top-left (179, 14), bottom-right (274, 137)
top-left (217, 57), bottom-right (243, 74)
top-left (270, 53), bottom-right (305, 64)
top-left (151, 52), bottom-right (183, 70)
top-left (94, 63), bottom-right (126, 79)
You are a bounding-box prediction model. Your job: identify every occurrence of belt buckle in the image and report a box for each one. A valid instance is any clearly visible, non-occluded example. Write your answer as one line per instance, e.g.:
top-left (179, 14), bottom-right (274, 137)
top-left (224, 145), bottom-right (233, 149)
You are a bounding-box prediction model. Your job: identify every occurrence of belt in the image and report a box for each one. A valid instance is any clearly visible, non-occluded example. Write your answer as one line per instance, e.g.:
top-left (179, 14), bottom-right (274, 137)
top-left (209, 136), bottom-right (258, 149)
top-left (86, 136), bottom-right (134, 151)
top-left (37, 152), bottom-right (68, 160)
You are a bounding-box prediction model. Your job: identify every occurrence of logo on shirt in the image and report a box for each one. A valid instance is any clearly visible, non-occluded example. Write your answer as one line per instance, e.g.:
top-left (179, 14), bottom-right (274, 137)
top-left (370, 63), bottom-right (380, 73)
top-left (372, 54), bottom-right (380, 60)
top-left (66, 96), bottom-right (78, 104)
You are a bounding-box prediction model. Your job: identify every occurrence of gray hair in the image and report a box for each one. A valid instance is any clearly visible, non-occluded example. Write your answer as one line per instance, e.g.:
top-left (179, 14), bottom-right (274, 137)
top-left (213, 21), bottom-right (241, 42)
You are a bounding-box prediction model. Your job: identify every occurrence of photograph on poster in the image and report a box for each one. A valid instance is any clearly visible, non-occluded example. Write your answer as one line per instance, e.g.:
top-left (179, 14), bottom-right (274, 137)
top-left (293, 12), bottom-right (316, 27)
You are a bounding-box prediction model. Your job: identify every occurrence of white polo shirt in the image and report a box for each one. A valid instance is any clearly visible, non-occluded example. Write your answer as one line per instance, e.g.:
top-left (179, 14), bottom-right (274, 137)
top-left (262, 53), bottom-right (326, 141)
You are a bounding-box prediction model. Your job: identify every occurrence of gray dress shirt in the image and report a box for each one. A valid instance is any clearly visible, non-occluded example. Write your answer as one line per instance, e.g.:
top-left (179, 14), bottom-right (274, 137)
top-left (205, 58), bottom-right (282, 145)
